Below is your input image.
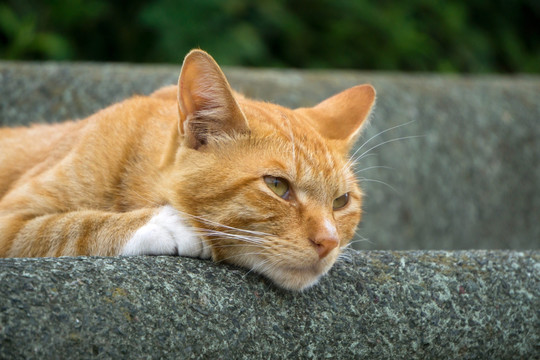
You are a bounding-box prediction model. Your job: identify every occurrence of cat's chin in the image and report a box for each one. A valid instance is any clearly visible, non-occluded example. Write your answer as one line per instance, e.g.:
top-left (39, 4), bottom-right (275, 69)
top-left (254, 256), bottom-right (337, 291)
top-left (266, 266), bottom-right (327, 291)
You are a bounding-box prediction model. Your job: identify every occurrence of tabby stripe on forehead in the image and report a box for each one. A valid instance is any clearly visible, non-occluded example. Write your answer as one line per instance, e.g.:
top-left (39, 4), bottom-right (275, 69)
top-left (292, 138), bottom-right (330, 170)
top-left (295, 143), bottom-right (338, 184)
top-left (264, 110), bottom-right (338, 180)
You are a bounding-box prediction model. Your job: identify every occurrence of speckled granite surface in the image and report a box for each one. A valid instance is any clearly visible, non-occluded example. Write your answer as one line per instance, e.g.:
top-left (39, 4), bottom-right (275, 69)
top-left (1, 63), bottom-right (539, 356)
top-left (0, 251), bottom-right (538, 359)
top-left (1, 62), bottom-right (539, 250)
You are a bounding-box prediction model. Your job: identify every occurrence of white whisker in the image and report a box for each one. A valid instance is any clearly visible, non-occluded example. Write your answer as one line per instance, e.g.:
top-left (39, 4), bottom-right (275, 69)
top-left (344, 120), bottom-right (417, 171)
top-left (210, 243), bottom-right (263, 250)
top-left (346, 153), bottom-right (379, 174)
top-left (243, 256), bottom-right (275, 278)
top-left (195, 229), bottom-right (267, 245)
top-left (355, 134), bottom-right (424, 164)
top-left (346, 237), bottom-right (371, 247)
top-left (354, 165), bottom-right (393, 173)
top-left (358, 177), bottom-right (398, 193)
top-left (179, 211), bottom-right (273, 237)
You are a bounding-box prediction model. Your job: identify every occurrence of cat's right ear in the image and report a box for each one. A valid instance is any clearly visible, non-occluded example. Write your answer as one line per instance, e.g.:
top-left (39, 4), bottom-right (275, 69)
top-left (296, 84), bottom-right (376, 150)
top-left (177, 50), bottom-right (249, 149)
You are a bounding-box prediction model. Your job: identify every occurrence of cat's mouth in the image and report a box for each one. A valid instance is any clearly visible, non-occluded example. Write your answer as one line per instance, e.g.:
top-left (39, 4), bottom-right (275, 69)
top-left (209, 237), bottom-right (339, 291)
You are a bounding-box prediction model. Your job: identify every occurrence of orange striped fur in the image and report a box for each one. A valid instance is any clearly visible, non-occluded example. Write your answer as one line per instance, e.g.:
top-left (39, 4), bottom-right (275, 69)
top-left (0, 50), bottom-right (375, 290)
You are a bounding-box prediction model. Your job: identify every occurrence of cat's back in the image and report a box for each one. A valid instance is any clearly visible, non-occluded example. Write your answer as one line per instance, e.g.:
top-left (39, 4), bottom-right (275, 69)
top-left (0, 121), bottom-right (87, 199)
top-left (0, 90), bottom-right (177, 201)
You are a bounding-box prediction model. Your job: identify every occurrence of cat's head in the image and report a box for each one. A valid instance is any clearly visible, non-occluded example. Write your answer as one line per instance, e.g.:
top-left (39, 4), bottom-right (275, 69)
top-left (167, 50), bottom-right (375, 291)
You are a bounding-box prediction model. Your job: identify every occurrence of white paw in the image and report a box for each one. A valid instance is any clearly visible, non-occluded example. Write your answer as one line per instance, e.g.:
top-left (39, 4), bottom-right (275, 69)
top-left (121, 206), bottom-right (211, 258)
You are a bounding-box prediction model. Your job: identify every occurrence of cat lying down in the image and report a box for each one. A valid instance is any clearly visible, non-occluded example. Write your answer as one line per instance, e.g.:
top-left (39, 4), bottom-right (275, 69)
top-left (0, 50), bottom-right (375, 290)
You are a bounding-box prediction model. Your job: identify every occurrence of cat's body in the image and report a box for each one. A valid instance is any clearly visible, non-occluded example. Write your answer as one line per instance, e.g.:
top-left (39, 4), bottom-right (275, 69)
top-left (0, 50), bottom-right (375, 290)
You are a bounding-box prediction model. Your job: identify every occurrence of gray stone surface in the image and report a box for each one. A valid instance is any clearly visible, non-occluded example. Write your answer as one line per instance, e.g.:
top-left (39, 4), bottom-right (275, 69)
top-left (0, 251), bottom-right (538, 359)
top-left (1, 62), bottom-right (539, 250)
top-left (1, 63), bottom-right (538, 358)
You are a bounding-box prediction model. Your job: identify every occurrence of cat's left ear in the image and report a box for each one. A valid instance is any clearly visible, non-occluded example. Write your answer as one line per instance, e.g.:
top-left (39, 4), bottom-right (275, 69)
top-left (177, 50), bottom-right (249, 149)
top-left (297, 84), bottom-right (376, 148)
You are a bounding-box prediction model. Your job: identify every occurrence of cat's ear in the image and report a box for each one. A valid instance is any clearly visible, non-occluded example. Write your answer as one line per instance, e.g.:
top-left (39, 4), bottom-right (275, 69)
top-left (177, 50), bottom-right (248, 149)
top-left (298, 84), bottom-right (376, 146)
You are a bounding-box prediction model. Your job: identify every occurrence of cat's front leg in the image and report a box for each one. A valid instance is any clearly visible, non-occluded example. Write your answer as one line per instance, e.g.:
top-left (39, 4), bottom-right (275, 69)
top-left (0, 206), bottom-right (209, 258)
top-left (121, 205), bottom-right (211, 259)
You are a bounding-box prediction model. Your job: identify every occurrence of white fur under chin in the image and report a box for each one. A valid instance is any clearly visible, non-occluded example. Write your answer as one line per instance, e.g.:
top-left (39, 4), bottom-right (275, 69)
top-left (246, 253), bottom-right (337, 291)
top-left (121, 205), bottom-right (211, 258)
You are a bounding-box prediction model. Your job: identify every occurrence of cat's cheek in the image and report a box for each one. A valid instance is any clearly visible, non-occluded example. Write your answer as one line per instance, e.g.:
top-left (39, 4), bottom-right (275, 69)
top-left (120, 205), bottom-right (211, 259)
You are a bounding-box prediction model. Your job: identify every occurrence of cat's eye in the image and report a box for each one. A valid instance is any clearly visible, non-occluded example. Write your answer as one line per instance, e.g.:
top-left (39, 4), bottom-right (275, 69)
top-left (333, 193), bottom-right (349, 210)
top-left (264, 176), bottom-right (290, 199)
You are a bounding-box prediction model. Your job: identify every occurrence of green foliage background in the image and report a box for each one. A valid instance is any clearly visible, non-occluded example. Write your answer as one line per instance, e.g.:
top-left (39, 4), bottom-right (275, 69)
top-left (1, 0), bottom-right (538, 72)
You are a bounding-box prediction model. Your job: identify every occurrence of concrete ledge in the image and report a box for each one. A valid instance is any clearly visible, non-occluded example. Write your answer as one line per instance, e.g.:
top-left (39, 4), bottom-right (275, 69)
top-left (1, 64), bottom-right (539, 356)
top-left (0, 251), bottom-right (538, 358)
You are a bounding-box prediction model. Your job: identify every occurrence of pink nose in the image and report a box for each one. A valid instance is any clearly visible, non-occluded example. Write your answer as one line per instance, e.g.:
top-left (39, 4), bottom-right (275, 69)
top-left (310, 237), bottom-right (339, 259)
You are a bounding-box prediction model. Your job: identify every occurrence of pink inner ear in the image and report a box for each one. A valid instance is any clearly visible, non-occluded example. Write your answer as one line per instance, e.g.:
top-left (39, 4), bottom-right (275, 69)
top-left (176, 50), bottom-right (249, 149)
top-left (297, 84), bottom-right (376, 143)
top-left (178, 52), bottom-right (221, 118)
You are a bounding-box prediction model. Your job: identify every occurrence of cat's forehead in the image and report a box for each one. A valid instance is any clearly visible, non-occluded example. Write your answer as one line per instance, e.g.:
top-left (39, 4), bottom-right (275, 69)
top-left (240, 99), bottom-right (321, 143)
top-left (240, 101), bottom-right (349, 191)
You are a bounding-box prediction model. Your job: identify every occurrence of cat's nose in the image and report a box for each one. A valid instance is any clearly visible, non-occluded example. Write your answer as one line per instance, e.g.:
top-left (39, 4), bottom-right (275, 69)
top-left (308, 218), bottom-right (339, 259)
top-left (310, 236), bottom-right (339, 259)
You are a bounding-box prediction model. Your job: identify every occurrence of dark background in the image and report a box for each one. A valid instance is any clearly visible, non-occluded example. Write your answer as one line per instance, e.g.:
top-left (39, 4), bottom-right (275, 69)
top-left (1, 0), bottom-right (539, 72)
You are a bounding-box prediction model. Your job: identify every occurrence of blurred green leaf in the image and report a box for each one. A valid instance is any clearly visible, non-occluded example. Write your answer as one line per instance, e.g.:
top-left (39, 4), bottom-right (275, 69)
top-left (0, 0), bottom-right (538, 73)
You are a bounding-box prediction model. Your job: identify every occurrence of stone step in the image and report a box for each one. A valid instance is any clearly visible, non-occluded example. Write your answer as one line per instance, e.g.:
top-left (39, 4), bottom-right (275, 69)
top-left (0, 252), bottom-right (537, 358)
top-left (1, 63), bottom-right (538, 357)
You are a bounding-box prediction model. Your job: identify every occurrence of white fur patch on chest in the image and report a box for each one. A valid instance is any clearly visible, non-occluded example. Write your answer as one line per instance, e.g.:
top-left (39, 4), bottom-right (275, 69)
top-left (121, 205), bottom-right (211, 258)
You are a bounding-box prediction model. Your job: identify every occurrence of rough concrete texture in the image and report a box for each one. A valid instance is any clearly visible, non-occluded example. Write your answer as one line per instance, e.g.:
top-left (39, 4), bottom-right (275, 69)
top-left (0, 65), bottom-right (539, 357)
top-left (1, 62), bottom-right (538, 250)
top-left (0, 251), bottom-right (538, 359)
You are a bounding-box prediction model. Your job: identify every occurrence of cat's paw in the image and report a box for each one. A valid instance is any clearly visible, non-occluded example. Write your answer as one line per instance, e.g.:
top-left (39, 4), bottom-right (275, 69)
top-left (121, 206), bottom-right (211, 258)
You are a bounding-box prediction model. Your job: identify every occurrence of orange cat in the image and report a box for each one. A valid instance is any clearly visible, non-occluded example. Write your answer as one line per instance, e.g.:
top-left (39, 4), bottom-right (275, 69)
top-left (0, 50), bottom-right (375, 290)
